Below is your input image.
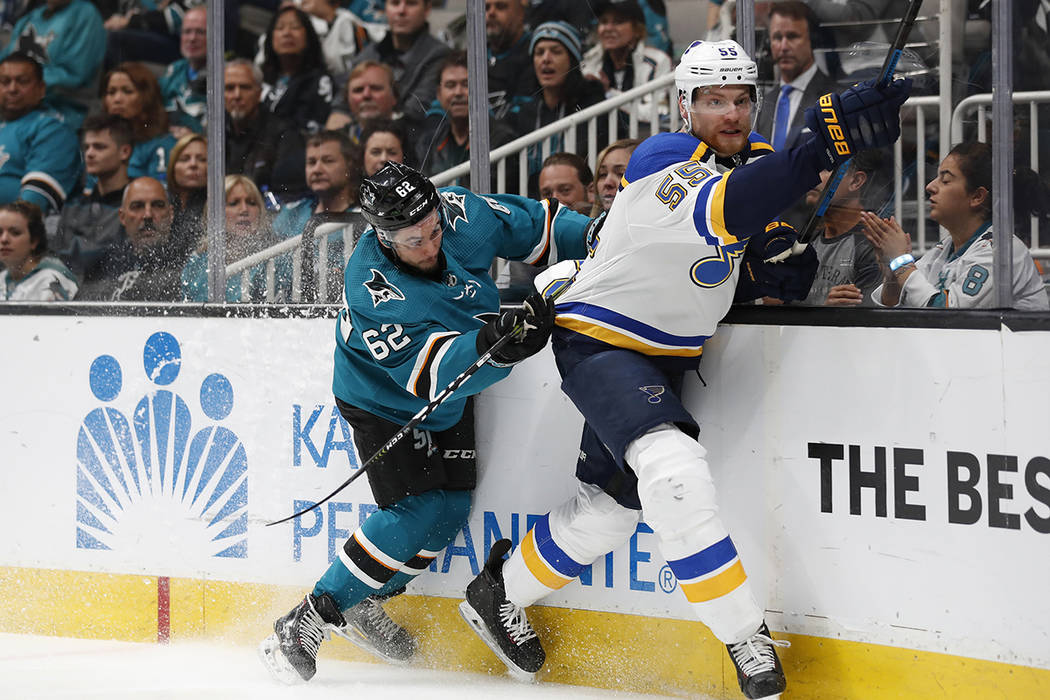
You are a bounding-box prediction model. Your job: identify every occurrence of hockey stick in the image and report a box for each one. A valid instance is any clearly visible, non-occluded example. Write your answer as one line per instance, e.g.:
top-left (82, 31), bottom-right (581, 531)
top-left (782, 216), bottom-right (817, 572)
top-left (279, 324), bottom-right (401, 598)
top-left (797, 0), bottom-right (923, 245)
top-left (266, 296), bottom-right (558, 527)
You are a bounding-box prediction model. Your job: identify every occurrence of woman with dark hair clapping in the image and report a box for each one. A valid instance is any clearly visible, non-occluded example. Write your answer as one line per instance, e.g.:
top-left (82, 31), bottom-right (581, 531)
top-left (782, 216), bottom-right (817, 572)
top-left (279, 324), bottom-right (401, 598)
top-left (863, 141), bottom-right (1049, 310)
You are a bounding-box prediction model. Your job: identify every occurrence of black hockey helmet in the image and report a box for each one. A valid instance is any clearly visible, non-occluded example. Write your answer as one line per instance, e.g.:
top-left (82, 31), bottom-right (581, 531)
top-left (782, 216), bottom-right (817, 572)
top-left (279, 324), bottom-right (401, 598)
top-left (359, 161), bottom-right (442, 243)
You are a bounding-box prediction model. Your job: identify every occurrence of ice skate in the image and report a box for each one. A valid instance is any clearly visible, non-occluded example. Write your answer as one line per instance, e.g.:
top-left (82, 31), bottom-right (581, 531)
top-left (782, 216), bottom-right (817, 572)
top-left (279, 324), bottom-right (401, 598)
top-left (459, 538), bottom-right (545, 682)
top-left (726, 622), bottom-right (790, 699)
top-left (330, 593), bottom-right (417, 664)
top-left (258, 592), bottom-right (344, 684)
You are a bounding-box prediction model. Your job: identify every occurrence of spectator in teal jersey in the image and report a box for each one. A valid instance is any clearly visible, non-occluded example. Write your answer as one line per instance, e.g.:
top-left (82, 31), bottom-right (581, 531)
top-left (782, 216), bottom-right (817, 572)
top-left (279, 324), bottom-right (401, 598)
top-left (182, 175), bottom-right (293, 303)
top-left (101, 63), bottom-right (176, 183)
top-left (159, 5), bottom-right (207, 136)
top-left (0, 0), bottom-right (105, 129)
top-left (0, 52), bottom-right (80, 213)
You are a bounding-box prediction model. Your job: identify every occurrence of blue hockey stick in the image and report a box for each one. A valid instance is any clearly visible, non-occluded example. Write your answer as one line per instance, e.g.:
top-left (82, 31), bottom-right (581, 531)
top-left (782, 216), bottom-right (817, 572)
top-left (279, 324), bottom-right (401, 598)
top-left (797, 0), bottom-right (923, 244)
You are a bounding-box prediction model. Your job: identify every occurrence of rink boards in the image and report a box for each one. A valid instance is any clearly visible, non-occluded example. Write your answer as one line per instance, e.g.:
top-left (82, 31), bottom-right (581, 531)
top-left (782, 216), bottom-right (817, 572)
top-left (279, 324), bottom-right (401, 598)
top-left (0, 307), bottom-right (1048, 699)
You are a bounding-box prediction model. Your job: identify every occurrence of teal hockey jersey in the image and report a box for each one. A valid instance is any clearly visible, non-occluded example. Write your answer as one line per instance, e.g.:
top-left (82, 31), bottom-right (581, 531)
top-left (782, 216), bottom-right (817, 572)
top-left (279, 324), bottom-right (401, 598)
top-left (1, 0), bottom-right (105, 128)
top-left (0, 106), bottom-right (80, 212)
top-left (334, 188), bottom-right (590, 430)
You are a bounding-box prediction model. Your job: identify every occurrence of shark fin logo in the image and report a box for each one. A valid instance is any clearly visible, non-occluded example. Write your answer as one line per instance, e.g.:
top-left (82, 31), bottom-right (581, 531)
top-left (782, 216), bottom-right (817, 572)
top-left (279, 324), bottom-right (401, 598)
top-left (364, 269), bottom-right (406, 307)
top-left (75, 332), bottom-right (248, 562)
top-left (441, 191), bottom-right (469, 230)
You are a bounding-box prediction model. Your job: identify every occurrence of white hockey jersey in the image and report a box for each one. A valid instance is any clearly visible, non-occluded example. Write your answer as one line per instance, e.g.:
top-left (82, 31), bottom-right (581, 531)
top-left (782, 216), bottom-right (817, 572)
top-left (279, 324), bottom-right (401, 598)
top-left (536, 130), bottom-right (822, 359)
top-left (0, 256), bottom-right (78, 301)
top-left (875, 223), bottom-right (1049, 310)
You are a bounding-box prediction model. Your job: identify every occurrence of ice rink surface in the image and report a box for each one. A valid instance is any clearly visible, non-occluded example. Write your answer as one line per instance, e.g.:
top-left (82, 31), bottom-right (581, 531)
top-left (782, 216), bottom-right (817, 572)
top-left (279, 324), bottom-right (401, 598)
top-left (0, 633), bottom-right (699, 699)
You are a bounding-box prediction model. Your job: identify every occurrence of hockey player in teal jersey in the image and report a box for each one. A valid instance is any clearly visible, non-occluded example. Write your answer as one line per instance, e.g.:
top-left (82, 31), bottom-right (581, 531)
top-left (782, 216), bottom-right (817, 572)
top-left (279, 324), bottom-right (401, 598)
top-left (259, 161), bottom-right (592, 685)
top-left (0, 53), bottom-right (80, 213)
top-left (459, 40), bottom-right (911, 698)
top-left (0, 0), bottom-right (105, 129)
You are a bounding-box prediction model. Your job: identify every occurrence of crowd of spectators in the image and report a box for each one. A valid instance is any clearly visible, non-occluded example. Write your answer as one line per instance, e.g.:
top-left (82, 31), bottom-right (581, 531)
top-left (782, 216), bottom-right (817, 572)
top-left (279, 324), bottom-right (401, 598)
top-left (0, 0), bottom-right (1043, 310)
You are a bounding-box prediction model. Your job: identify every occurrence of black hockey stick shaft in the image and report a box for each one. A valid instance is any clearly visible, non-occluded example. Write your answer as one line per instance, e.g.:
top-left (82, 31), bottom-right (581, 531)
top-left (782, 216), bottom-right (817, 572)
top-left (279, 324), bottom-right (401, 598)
top-left (266, 303), bottom-right (549, 527)
top-left (797, 0), bottom-right (923, 244)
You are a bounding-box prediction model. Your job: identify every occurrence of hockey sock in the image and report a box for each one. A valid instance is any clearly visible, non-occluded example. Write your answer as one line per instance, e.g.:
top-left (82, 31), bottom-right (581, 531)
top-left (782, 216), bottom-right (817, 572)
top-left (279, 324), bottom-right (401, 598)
top-left (314, 489), bottom-right (471, 610)
top-left (504, 484), bottom-right (640, 607)
top-left (660, 534), bottom-right (764, 644)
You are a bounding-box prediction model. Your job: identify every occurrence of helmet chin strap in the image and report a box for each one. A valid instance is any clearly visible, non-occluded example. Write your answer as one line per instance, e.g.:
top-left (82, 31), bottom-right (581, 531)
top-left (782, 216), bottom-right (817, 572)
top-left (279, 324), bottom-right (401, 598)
top-left (679, 91), bottom-right (693, 133)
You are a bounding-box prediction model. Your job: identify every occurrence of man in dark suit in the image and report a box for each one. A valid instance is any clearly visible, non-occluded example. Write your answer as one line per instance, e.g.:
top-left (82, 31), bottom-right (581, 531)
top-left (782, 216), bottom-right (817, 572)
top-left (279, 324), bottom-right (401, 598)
top-left (755, 1), bottom-right (838, 153)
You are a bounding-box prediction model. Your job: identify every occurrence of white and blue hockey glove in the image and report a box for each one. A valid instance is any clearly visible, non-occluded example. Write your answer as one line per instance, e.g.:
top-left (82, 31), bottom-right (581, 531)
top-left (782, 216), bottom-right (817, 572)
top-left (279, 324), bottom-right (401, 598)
top-left (805, 77), bottom-right (912, 169)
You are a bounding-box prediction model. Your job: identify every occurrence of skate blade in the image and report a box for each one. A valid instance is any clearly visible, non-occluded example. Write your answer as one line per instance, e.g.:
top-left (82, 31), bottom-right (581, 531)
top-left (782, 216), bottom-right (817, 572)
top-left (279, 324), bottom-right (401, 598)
top-left (258, 634), bottom-right (304, 685)
top-left (458, 600), bottom-right (538, 684)
top-left (329, 624), bottom-right (415, 666)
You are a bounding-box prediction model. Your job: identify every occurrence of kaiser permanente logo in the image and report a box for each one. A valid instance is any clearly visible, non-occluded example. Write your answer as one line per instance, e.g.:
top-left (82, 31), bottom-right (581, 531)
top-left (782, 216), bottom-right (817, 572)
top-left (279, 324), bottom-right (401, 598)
top-left (75, 332), bottom-right (248, 560)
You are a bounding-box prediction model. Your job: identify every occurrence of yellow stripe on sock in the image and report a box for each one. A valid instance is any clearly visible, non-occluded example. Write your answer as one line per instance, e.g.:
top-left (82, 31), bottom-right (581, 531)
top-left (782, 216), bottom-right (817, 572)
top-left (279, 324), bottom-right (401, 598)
top-left (679, 560), bottom-right (747, 603)
top-left (520, 530), bottom-right (574, 591)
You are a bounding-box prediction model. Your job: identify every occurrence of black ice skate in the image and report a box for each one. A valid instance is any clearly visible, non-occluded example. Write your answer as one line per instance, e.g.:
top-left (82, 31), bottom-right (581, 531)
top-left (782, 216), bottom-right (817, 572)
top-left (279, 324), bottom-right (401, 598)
top-left (458, 538), bottom-right (545, 682)
top-left (330, 592), bottom-right (417, 664)
top-left (258, 592), bottom-right (345, 684)
top-left (726, 622), bottom-right (790, 699)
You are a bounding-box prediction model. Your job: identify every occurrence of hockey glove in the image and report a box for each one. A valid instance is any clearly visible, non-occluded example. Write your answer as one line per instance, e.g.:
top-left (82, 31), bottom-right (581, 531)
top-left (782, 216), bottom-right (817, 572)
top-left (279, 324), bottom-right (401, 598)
top-left (804, 77), bottom-right (912, 169)
top-left (476, 292), bottom-right (556, 365)
top-left (734, 237), bottom-right (818, 303)
top-left (755, 220), bottom-right (808, 263)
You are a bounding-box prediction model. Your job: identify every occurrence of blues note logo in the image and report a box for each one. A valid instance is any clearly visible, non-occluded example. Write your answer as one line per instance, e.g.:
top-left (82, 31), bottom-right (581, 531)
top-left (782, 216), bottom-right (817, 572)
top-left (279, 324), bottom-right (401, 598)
top-left (76, 332), bottom-right (248, 559)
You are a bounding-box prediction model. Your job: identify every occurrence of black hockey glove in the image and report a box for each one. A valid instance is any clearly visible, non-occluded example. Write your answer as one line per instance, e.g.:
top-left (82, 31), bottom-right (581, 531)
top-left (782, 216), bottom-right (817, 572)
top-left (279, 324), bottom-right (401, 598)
top-left (805, 77), bottom-right (912, 169)
top-left (476, 292), bottom-right (556, 366)
top-left (735, 223), bottom-right (818, 303)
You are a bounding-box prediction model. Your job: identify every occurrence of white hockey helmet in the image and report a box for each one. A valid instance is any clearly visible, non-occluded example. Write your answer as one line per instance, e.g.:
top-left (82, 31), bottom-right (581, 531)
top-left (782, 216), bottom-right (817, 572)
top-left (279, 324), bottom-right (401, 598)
top-left (674, 40), bottom-right (760, 129)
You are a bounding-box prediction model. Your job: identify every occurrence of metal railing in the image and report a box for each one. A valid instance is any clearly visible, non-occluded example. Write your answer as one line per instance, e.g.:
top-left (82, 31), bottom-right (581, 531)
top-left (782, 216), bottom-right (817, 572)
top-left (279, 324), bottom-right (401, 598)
top-left (892, 91), bottom-right (1049, 257)
top-left (431, 73), bottom-right (679, 193)
top-left (951, 90), bottom-right (1050, 255)
top-left (225, 214), bottom-right (367, 303)
top-left (233, 73), bottom-right (681, 301)
top-left (235, 87), bottom-right (1050, 301)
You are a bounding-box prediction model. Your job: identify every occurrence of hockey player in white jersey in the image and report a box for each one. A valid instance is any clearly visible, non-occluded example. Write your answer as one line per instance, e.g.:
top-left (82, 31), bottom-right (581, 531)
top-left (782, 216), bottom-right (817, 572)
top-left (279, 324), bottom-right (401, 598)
top-left (459, 39), bottom-right (911, 699)
top-left (863, 140), bottom-right (1049, 310)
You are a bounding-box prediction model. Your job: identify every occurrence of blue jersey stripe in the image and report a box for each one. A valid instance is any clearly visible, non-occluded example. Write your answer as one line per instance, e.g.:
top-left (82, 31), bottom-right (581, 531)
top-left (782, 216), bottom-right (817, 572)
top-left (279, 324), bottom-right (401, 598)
top-left (556, 302), bottom-right (710, 346)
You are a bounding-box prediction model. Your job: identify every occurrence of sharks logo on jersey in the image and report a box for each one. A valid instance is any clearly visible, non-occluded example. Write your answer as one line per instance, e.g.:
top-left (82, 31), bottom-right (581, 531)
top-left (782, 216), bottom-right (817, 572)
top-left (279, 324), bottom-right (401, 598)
top-left (364, 269), bottom-right (406, 307)
top-left (441, 191), bottom-right (469, 230)
top-left (16, 24), bottom-right (56, 64)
